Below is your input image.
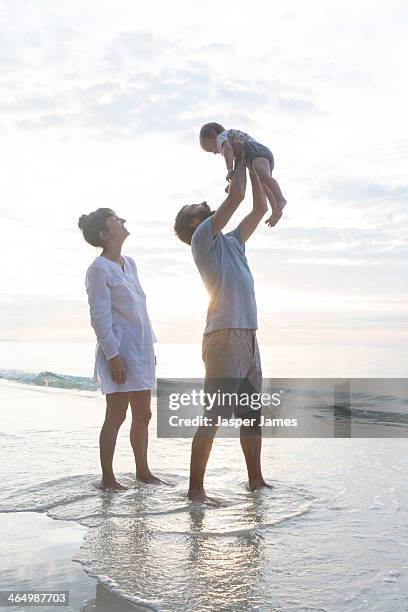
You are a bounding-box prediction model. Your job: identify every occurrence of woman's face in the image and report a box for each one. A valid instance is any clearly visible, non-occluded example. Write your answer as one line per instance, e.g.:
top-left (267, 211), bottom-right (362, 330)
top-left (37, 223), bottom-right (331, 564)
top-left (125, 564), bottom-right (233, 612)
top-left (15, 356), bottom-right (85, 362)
top-left (104, 213), bottom-right (129, 243)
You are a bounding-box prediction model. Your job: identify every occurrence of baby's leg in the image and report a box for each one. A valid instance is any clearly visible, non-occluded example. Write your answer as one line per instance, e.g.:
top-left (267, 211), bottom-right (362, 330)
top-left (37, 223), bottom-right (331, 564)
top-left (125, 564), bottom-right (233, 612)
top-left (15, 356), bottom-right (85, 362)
top-left (269, 178), bottom-right (286, 207)
top-left (252, 157), bottom-right (286, 227)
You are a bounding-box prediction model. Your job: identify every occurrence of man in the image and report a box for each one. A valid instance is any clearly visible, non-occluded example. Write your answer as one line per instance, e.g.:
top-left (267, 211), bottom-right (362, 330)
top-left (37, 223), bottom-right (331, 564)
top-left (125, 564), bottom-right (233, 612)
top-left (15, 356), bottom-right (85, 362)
top-left (174, 146), bottom-right (271, 504)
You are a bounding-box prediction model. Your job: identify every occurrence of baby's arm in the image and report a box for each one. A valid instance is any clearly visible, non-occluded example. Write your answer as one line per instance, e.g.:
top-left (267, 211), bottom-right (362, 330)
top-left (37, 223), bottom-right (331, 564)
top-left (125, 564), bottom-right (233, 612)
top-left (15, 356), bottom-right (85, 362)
top-left (221, 140), bottom-right (235, 181)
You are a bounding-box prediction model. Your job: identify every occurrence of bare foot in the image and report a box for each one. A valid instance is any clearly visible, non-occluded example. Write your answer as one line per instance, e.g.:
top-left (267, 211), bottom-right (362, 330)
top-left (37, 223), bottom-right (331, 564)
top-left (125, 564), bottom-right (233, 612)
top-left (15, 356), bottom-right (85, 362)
top-left (265, 209), bottom-right (282, 227)
top-left (249, 479), bottom-right (273, 492)
top-left (265, 199), bottom-right (286, 227)
top-left (187, 489), bottom-right (222, 507)
top-left (100, 479), bottom-right (128, 492)
top-left (136, 473), bottom-right (170, 485)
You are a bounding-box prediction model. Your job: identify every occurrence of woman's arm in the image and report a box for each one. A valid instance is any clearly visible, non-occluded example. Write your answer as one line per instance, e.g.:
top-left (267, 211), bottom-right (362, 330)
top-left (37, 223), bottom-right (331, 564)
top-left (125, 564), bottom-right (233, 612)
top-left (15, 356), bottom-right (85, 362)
top-left (85, 266), bottom-right (127, 384)
top-left (85, 266), bottom-right (119, 359)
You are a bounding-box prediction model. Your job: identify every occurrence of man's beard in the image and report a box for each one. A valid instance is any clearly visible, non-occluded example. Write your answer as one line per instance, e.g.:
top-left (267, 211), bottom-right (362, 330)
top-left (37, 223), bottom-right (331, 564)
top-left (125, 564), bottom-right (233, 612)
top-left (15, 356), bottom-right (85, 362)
top-left (197, 202), bottom-right (214, 222)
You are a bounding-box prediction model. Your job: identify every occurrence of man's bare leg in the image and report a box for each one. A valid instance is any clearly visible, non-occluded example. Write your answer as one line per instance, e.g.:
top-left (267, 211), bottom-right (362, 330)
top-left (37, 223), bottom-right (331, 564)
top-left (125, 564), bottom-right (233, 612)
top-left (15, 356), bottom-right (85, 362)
top-left (240, 429), bottom-right (272, 491)
top-left (99, 392), bottom-right (129, 491)
top-left (188, 424), bottom-right (220, 504)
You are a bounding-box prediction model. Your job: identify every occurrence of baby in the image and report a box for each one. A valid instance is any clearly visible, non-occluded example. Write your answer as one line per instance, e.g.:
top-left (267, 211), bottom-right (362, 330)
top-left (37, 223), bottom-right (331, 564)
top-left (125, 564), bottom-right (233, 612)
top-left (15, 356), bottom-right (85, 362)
top-left (199, 122), bottom-right (287, 227)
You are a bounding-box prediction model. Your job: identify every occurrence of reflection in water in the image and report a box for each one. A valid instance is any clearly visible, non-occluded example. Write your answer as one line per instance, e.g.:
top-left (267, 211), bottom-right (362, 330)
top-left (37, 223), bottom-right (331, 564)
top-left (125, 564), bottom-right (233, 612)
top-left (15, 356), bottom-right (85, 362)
top-left (76, 486), bottom-right (303, 611)
top-left (183, 499), bottom-right (267, 610)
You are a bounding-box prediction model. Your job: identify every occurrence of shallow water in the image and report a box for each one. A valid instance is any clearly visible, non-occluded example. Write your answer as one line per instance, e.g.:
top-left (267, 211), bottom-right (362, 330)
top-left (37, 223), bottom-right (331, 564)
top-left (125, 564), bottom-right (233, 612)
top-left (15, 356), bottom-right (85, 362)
top-left (1, 382), bottom-right (408, 610)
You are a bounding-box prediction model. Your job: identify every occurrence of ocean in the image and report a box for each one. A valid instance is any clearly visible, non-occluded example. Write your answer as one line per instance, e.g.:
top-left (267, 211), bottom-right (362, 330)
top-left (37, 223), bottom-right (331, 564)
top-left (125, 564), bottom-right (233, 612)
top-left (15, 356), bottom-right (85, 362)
top-left (0, 341), bottom-right (407, 611)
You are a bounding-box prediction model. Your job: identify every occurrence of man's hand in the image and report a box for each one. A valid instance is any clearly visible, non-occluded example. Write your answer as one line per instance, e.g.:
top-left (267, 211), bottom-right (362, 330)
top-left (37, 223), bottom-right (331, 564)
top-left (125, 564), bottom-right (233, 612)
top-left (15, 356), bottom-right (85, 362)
top-left (226, 169), bottom-right (234, 182)
top-left (230, 138), bottom-right (245, 162)
top-left (108, 354), bottom-right (127, 384)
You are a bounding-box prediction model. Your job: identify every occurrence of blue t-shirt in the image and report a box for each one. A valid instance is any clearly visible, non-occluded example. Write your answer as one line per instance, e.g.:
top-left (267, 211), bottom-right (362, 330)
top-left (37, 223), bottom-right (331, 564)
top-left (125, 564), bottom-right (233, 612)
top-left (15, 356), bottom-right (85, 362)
top-left (191, 216), bottom-right (258, 335)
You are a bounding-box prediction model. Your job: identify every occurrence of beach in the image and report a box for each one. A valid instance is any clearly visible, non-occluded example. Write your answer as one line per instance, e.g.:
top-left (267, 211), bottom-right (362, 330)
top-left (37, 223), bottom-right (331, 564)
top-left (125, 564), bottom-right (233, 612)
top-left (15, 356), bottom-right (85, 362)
top-left (0, 511), bottom-right (151, 611)
top-left (1, 345), bottom-right (408, 611)
top-left (1, 0), bottom-right (407, 609)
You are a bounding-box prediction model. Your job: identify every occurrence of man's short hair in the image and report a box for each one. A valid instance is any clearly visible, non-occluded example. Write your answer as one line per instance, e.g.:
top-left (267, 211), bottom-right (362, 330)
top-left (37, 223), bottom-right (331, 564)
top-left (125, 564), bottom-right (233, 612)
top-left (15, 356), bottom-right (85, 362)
top-left (174, 206), bottom-right (195, 245)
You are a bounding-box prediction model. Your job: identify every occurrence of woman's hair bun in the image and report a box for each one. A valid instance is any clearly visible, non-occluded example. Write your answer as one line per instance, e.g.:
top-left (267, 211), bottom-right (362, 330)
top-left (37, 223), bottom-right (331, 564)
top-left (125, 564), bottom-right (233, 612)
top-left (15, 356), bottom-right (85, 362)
top-left (78, 208), bottom-right (114, 247)
top-left (78, 214), bottom-right (89, 230)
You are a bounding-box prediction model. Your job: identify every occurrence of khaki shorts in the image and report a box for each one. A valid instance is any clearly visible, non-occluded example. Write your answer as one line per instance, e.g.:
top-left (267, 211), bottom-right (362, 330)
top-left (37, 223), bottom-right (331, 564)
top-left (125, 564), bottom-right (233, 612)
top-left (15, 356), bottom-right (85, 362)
top-left (202, 329), bottom-right (262, 419)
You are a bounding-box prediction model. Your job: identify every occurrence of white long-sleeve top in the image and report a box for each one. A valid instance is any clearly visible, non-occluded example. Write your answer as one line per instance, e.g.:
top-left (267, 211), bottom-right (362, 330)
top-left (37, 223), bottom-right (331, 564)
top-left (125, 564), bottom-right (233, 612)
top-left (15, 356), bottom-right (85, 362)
top-left (85, 254), bottom-right (156, 394)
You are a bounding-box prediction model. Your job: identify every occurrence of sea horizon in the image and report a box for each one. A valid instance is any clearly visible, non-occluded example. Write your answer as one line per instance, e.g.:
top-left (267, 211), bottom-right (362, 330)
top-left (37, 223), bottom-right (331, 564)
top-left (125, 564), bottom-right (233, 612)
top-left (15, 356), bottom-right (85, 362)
top-left (0, 339), bottom-right (406, 381)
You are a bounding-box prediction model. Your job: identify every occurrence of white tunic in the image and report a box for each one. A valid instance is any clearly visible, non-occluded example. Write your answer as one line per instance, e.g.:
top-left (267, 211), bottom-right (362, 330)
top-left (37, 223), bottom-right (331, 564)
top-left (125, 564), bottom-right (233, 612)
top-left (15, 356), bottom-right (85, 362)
top-left (85, 255), bottom-right (156, 395)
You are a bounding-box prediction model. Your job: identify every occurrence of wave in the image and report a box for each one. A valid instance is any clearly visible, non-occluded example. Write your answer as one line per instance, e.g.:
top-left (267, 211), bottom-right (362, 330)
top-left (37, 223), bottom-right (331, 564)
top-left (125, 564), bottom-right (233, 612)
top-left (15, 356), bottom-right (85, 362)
top-left (1, 370), bottom-right (407, 428)
top-left (0, 368), bottom-right (98, 391)
top-left (0, 368), bottom-right (177, 396)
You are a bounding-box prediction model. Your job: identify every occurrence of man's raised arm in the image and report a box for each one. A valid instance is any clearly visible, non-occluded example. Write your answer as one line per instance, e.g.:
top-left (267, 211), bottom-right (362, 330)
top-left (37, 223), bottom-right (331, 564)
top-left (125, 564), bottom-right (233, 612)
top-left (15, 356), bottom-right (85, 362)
top-left (236, 172), bottom-right (268, 243)
top-left (211, 154), bottom-right (247, 235)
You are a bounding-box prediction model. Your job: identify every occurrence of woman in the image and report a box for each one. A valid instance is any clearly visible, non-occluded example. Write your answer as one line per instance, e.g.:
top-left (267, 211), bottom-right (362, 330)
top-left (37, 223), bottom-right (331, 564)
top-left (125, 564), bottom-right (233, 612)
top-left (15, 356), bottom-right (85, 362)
top-left (78, 208), bottom-right (161, 491)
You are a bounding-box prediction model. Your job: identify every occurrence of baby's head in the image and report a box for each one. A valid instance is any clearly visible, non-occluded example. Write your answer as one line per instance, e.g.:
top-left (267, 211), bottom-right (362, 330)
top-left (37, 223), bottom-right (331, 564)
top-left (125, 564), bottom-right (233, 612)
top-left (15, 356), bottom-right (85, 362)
top-left (199, 122), bottom-right (225, 154)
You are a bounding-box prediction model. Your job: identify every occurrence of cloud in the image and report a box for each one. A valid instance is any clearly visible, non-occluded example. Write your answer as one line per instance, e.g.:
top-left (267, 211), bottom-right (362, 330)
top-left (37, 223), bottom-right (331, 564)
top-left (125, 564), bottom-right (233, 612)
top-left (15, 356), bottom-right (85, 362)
top-left (248, 224), bottom-right (408, 266)
top-left (0, 206), bottom-right (21, 220)
top-left (0, 24), bottom-right (323, 141)
top-left (328, 180), bottom-right (408, 204)
top-left (0, 67), bottom-right (247, 139)
top-left (0, 0), bottom-right (407, 346)
top-left (277, 97), bottom-right (322, 114)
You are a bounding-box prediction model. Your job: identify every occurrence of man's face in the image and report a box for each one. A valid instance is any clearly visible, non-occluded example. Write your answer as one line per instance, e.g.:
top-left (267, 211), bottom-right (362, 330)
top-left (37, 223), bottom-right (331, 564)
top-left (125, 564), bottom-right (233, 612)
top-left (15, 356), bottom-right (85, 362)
top-left (184, 201), bottom-right (212, 227)
top-left (184, 201), bottom-right (210, 215)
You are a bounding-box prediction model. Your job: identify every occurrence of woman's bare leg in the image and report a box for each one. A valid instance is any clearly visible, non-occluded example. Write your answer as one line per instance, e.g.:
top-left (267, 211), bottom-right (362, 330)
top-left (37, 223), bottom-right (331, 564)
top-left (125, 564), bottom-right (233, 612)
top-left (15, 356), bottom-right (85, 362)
top-left (99, 392), bottom-right (129, 491)
top-left (252, 157), bottom-right (287, 227)
top-left (130, 390), bottom-right (165, 484)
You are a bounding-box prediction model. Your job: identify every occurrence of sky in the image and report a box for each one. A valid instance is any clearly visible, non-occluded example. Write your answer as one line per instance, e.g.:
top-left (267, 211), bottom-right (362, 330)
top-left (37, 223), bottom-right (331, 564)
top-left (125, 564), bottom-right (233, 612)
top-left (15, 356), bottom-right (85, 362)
top-left (0, 0), bottom-right (407, 347)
